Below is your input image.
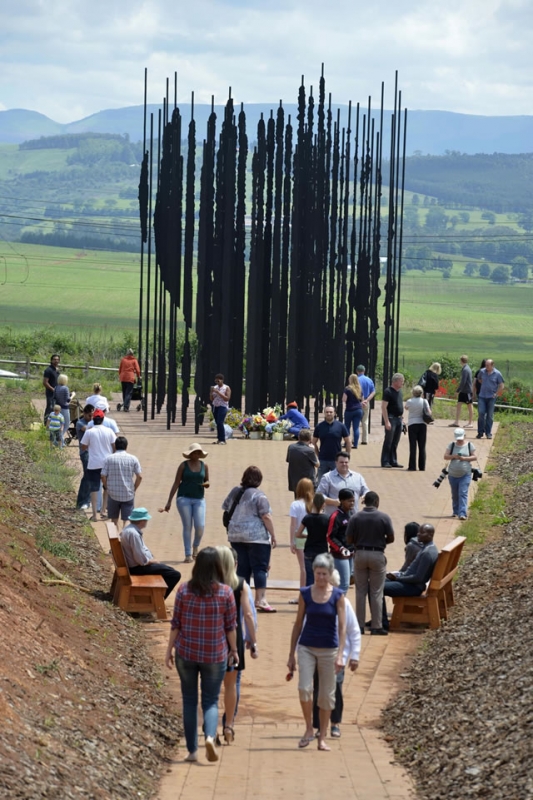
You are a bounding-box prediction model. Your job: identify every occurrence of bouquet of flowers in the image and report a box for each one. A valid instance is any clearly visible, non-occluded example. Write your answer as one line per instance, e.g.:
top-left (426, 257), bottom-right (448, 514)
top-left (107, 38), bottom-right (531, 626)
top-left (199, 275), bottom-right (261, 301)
top-left (271, 419), bottom-right (293, 435)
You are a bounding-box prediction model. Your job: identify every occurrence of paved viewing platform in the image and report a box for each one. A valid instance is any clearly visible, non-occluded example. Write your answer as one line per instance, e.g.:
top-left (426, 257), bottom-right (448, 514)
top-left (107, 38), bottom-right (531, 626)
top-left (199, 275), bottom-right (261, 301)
top-left (85, 403), bottom-right (494, 800)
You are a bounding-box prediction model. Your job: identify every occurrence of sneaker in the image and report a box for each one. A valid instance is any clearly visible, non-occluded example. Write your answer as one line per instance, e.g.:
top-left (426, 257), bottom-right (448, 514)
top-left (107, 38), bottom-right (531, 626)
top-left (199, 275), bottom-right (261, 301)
top-left (184, 556), bottom-right (193, 563)
top-left (184, 751), bottom-right (198, 763)
top-left (370, 628), bottom-right (388, 636)
top-left (382, 464), bottom-right (392, 469)
top-left (360, 441), bottom-right (368, 445)
top-left (486, 435), bottom-right (492, 439)
top-left (391, 464), bottom-right (404, 468)
top-left (330, 725), bottom-right (341, 738)
top-left (459, 515), bottom-right (467, 520)
top-left (205, 736), bottom-right (219, 762)
top-left (476, 434), bottom-right (483, 439)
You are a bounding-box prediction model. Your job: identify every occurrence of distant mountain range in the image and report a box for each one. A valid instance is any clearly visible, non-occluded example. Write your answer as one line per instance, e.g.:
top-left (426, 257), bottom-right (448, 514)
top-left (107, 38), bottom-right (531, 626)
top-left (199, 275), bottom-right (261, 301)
top-left (1, 106), bottom-right (533, 155)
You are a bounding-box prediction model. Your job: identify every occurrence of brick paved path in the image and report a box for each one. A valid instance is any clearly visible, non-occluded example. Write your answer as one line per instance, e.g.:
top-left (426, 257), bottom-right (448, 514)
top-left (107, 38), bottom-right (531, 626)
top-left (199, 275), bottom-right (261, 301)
top-left (82, 401), bottom-right (494, 800)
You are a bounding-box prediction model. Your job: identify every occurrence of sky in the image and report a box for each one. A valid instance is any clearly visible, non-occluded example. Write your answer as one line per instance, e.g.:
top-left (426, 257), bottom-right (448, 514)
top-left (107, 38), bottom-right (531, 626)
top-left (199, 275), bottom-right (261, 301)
top-left (1, 0), bottom-right (532, 122)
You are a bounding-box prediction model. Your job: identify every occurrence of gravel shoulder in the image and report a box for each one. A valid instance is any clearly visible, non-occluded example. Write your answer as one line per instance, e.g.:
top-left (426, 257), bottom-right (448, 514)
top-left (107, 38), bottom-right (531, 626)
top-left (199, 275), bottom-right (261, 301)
top-left (0, 389), bottom-right (180, 799)
top-left (382, 421), bottom-right (533, 800)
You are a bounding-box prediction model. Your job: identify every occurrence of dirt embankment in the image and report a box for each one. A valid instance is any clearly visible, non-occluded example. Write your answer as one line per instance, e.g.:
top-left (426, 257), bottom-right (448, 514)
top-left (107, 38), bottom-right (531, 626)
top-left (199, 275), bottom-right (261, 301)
top-left (383, 423), bottom-right (533, 800)
top-left (0, 391), bottom-right (180, 799)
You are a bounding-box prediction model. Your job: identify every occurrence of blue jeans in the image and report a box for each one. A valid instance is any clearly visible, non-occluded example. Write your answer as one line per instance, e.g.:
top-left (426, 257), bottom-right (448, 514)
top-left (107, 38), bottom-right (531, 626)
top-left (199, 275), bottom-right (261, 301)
top-left (175, 656), bottom-right (226, 755)
top-left (233, 542), bottom-right (271, 590)
top-left (76, 449), bottom-right (91, 508)
top-left (344, 408), bottom-right (363, 448)
top-left (213, 406), bottom-right (228, 442)
top-left (317, 459), bottom-right (336, 481)
top-left (60, 407), bottom-right (70, 446)
top-left (477, 396), bottom-right (496, 437)
top-left (333, 557), bottom-right (352, 594)
top-left (448, 472), bottom-right (472, 518)
top-left (304, 554), bottom-right (315, 586)
top-left (176, 496), bottom-right (206, 557)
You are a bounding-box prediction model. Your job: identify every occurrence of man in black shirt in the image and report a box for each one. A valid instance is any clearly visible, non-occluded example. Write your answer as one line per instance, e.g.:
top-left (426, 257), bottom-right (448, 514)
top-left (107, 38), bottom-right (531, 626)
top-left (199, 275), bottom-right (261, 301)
top-left (347, 491), bottom-right (394, 635)
top-left (43, 354), bottom-right (60, 422)
top-left (380, 373), bottom-right (405, 469)
top-left (312, 406), bottom-right (351, 480)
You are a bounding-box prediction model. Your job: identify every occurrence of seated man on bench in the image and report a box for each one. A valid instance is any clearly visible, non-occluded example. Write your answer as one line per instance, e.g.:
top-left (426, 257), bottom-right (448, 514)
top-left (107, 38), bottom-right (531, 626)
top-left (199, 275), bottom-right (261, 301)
top-left (121, 507), bottom-right (181, 598)
top-left (382, 523), bottom-right (438, 630)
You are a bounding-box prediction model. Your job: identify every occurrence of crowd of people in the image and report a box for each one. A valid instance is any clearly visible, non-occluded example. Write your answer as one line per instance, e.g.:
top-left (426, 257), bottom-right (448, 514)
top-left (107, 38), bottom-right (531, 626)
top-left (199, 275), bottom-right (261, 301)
top-left (40, 354), bottom-right (497, 764)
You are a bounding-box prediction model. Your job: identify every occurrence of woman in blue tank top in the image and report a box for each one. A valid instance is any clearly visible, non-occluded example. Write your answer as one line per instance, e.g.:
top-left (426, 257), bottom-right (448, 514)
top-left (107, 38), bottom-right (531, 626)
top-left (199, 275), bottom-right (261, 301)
top-left (163, 443), bottom-right (210, 562)
top-left (287, 553), bottom-right (346, 752)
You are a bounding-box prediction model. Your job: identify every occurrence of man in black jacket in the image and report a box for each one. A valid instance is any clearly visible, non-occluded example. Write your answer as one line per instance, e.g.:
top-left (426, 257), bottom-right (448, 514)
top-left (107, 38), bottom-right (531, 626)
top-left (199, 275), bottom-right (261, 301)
top-left (382, 524), bottom-right (438, 630)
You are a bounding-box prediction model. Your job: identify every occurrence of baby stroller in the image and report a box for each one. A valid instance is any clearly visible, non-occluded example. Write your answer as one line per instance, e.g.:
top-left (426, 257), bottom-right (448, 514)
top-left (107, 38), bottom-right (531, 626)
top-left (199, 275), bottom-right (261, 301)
top-left (117, 378), bottom-right (145, 412)
top-left (64, 398), bottom-right (82, 446)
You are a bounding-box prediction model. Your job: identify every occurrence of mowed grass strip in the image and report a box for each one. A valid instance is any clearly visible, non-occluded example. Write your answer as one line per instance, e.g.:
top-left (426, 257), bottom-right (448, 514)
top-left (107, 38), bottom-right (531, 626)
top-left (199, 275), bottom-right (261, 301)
top-left (1, 241), bottom-right (533, 383)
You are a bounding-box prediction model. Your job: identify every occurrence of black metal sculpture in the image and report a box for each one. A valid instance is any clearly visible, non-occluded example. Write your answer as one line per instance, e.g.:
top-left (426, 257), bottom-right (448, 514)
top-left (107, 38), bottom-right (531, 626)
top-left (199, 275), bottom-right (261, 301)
top-left (138, 68), bottom-right (406, 429)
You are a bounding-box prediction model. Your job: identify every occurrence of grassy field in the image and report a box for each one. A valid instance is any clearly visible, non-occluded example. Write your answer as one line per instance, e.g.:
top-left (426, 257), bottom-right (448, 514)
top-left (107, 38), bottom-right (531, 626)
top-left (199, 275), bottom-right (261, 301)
top-left (0, 241), bottom-right (532, 384)
top-left (0, 242), bottom-right (140, 332)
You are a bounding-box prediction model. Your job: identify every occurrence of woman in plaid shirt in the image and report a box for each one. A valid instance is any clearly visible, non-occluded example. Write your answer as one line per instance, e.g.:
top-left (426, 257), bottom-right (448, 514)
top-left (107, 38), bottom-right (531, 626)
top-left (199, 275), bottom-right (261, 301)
top-left (166, 547), bottom-right (238, 764)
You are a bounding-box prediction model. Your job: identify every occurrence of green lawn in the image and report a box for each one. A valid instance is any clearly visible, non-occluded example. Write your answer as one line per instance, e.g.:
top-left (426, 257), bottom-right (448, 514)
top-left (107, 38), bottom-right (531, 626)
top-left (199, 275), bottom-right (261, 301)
top-left (395, 271), bottom-right (533, 382)
top-left (0, 243), bottom-right (140, 332)
top-left (0, 241), bottom-right (531, 384)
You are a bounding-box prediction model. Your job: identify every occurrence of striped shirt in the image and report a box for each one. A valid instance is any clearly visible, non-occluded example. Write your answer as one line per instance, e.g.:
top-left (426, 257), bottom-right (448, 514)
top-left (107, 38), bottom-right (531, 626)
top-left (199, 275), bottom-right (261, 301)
top-left (101, 451), bottom-right (141, 501)
top-left (47, 412), bottom-right (64, 432)
top-left (171, 582), bottom-right (237, 663)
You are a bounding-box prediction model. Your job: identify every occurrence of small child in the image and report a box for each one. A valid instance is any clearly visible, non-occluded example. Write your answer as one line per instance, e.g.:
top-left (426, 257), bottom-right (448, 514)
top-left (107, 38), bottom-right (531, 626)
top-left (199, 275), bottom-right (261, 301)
top-left (46, 404), bottom-right (64, 448)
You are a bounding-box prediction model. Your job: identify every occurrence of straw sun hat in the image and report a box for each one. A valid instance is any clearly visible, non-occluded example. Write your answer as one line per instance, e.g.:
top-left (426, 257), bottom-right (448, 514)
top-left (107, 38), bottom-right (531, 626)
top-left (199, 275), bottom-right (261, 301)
top-left (182, 442), bottom-right (208, 459)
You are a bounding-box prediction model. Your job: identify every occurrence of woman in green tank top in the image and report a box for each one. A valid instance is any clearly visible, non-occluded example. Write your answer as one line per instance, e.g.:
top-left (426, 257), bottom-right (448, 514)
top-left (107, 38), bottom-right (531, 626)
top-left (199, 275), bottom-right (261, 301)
top-left (163, 443), bottom-right (210, 562)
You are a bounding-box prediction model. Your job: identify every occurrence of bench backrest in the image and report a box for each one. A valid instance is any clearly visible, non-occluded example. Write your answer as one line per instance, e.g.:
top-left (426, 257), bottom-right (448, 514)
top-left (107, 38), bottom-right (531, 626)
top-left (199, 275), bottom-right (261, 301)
top-left (106, 521), bottom-right (132, 585)
top-left (428, 536), bottom-right (466, 593)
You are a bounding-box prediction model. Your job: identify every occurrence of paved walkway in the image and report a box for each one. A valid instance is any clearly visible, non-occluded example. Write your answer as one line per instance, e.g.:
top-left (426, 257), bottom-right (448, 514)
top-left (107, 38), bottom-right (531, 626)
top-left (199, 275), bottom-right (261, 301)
top-left (79, 402), bottom-right (494, 800)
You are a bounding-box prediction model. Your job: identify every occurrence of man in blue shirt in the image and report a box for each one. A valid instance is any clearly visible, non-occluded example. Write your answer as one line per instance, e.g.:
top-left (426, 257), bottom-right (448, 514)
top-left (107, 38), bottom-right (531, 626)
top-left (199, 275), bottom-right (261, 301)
top-left (475, 359), bottom-right (504, 440)
top-left (356, 365), bottom-right (376, 445)
top-left (312, 407), bottom-right (351, 480)
top-left (280, 402), bottom-right (310, 437)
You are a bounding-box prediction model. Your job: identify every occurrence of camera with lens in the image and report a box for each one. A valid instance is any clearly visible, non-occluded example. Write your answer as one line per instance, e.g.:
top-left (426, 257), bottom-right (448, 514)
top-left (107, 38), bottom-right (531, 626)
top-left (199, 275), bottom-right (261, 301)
top-left (402, 423), bottom-right (407, 435)
top-left (472, 468), bottom-right (483, 482)
top-left (433, 467), bottom-right (448, 488)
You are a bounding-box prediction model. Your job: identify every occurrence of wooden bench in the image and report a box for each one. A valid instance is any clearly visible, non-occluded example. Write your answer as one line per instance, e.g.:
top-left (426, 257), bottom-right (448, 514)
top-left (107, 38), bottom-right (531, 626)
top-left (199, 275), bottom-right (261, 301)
top-left (390, 536), bottom-right (466, 631)
top-left (106, 522), bottom-right (168, 620)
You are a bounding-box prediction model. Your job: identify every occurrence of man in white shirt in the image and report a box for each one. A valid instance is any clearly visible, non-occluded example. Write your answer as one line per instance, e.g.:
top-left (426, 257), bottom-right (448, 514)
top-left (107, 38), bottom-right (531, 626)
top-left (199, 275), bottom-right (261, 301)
top-left (80, 409), bottom-right (116, 522)
top-left (317, 452), bottom-right (369, 517)
top-left (101, 436), bottom-right (142, 527)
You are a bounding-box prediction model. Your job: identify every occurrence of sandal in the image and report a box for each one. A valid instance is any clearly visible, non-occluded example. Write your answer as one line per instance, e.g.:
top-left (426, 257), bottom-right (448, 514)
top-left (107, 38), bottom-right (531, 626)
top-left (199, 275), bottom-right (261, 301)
top-left (298, 736), bottom-right (314, 749)
top-left (288, 598), bottom-right (299, 604)
top-left (256, 604), bottom-right (277, 613)
top-left (223, 725), bottom-right (235, 744)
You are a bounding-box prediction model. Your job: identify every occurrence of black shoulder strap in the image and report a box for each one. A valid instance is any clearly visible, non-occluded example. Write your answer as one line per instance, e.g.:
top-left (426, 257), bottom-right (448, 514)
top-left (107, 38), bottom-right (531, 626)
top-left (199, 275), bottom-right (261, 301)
top-left (226, 487), bottom-right (246, 525)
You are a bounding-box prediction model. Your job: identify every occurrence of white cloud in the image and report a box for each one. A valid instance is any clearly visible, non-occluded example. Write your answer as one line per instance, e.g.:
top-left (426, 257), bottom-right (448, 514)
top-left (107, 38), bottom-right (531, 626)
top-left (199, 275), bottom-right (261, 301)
top-left (0, 0), bottom-right (532, 121)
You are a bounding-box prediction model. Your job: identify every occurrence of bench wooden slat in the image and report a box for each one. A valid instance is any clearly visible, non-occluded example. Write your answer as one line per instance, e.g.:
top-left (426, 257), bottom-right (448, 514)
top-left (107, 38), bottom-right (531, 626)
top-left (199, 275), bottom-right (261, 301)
top-left (106, 521), bottom-right (168, 620)
top-left (390, 536), bottom-right (466, 631)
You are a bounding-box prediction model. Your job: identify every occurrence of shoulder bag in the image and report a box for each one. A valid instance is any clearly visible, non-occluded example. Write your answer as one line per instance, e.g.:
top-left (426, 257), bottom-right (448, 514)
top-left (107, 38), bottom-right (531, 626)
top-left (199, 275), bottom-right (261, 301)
top-left (223, 487), bottom-right (245, 529)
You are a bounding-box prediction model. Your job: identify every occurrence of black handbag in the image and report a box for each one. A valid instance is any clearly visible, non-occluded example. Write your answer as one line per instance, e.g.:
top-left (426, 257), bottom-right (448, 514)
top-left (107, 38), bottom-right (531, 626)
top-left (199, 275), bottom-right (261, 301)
top-left (222, 488), bottom-right (245, 528)
top-left (422, 400), bottom-right (434, 424)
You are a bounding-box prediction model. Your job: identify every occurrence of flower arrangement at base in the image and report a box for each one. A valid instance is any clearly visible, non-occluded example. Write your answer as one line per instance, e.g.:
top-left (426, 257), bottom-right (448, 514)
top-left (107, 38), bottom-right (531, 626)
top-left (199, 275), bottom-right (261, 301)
top-left (208, 407), bottom-right (243, 430)
top-left (270, 419), bottom-right (293, 436)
